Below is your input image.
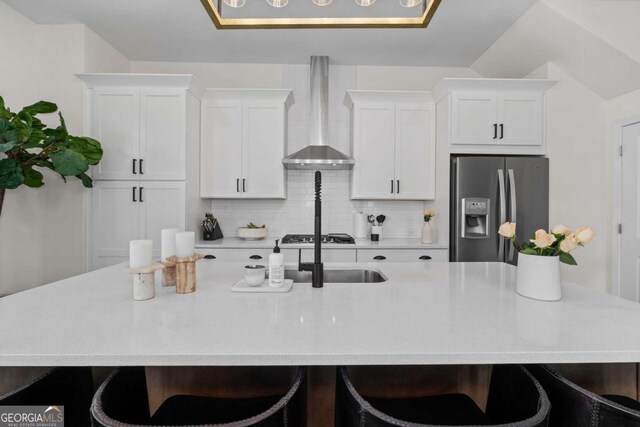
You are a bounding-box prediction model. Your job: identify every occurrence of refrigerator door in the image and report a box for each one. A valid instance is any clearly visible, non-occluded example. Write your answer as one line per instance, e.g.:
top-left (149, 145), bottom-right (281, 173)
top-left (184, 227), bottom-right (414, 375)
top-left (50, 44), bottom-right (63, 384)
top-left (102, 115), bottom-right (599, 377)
top-left (450, 157), bottom-right (507, 262)
top-left (505, 157), bottom-right (549, 266)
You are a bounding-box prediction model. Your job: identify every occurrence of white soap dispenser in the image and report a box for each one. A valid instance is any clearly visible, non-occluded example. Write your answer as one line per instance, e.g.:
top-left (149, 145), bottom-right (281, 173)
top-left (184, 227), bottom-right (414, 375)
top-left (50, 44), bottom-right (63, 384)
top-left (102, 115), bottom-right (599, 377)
top-left (269, 239), bottom-right (284, 287)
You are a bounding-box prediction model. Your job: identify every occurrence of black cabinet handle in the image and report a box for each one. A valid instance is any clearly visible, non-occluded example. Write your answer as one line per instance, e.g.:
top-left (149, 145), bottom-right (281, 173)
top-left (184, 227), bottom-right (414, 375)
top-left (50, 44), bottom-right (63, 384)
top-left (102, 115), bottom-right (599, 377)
top-left (390, 180), bottom-right (394, 194)
top-left (236, 179), bottom-right (240, 193)
top-left (373, 255), bottom-right (386, 260)
top-left (132, 186), bottom-right (137, 202)
top-left (499, 124), bottom-right (504, 139)
top-left (139, 187), bottom-right (143, 202)
top-left (397, 180), bottom-right (400, 194)
top-left (139, 158), bottom-right (144, 174)
top-left (204, 255), bottom-right (216, 260)
top-left (419, 255), bottom-right (432, 260)
top-left (132, 159), bottom-right (137, 174)
top-left (243, 179), bottom-right (246, 193)
top-left (249, 255), bottom-right (262, 260)
top-left (493, 123), bottom-right (498, 139)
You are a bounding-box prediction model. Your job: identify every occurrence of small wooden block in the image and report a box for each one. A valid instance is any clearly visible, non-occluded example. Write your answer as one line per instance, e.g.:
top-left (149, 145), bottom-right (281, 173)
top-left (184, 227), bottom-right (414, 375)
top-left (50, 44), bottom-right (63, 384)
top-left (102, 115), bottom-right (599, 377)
top-left (161, 262), bottom-right (177, 287)
top-left (167, 254), bottom-right (204, 294)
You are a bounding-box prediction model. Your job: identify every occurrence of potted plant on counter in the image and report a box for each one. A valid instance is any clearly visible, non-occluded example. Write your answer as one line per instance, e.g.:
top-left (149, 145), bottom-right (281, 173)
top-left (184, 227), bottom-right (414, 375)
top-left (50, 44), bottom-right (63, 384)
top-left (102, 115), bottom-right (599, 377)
top-left (0, 96), bottom-right (103, 217)
top-left (422, 209), bottom-right (436, 244)
top-left (498, 222), bottom-right (595, 301)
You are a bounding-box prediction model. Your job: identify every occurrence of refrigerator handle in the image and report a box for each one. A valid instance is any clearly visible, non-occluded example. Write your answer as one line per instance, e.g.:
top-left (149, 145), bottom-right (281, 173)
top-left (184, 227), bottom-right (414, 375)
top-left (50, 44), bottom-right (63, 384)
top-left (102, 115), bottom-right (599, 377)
top-left (498, 169), bottom-right (506, 260)
top-left (508, 169), bottom-right (517, 262)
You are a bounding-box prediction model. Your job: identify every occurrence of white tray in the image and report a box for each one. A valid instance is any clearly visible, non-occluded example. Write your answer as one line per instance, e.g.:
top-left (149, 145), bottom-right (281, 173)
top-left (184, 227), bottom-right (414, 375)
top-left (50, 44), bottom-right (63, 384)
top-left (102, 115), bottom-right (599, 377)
top-left (231, 279), bottom-right (293, 293)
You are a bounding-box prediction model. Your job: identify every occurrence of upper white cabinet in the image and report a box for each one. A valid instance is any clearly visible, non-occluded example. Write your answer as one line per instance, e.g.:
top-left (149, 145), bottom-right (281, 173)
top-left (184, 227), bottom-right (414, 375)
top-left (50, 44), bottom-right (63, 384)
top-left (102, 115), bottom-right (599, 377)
top-left (200, 90), bottom-right (293, 199)
top-left (435, 79), bottom-right (556, 155)
top-left (345, 91), bottom-right (436, 200)
top-left (81, 75), bottom-right (199, 181)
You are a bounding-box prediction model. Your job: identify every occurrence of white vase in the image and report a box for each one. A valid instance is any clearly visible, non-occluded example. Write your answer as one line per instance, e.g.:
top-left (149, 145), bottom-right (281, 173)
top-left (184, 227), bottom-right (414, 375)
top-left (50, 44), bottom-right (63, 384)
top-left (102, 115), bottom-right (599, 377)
top-left (421, 221), bottom-right (434, 244)
top-left (516, 253), bottom-right (562, 301)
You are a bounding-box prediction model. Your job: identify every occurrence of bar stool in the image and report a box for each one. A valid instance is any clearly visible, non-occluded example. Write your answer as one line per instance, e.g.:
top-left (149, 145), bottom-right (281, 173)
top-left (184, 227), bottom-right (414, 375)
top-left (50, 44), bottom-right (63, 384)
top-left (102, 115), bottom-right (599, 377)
top-left (0, 367), bottom-right (93, 427)
top-left (528, 364), bottom-right (640, 427)
top-left (91, 367), bottom-right (306, 426)
top-left (336, 365), bottom-right (550, 426)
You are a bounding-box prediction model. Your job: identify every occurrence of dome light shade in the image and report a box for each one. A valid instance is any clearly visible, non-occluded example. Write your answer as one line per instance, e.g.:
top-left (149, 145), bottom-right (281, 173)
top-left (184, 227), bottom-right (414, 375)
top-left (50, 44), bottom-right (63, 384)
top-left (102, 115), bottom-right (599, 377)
top-left (223, 0), bottom-right (245, 7)
top-left (354, 0), bottom-right (376, 6)
top-left (313, 0), bottom-right (333, 5)
top-left (400, 0), bottom-right (423, 7)
top-left (267, 0), bottom-right (289, 7)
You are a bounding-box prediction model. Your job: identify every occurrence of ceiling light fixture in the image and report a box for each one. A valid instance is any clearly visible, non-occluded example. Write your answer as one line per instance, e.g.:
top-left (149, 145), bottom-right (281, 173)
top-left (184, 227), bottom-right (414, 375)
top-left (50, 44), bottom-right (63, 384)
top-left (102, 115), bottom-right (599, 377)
top-left (223, 0), bottom-right (245, 7)
top-left (399, 0), bottom-right (423, 7)
top-left (202, 0), bottom-right (440, 29)
top-left (267, 0), bottom-right (288, 7)
top-left (354, 0), bottom-right (376, 6)
top-left (312, 0), bottom-right (333, 5)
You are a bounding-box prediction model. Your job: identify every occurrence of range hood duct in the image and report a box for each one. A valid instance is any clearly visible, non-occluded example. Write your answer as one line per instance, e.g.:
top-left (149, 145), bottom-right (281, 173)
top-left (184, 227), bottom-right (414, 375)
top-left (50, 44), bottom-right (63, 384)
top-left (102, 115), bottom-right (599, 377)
top-left (283, 56), bottom-right (354, 170)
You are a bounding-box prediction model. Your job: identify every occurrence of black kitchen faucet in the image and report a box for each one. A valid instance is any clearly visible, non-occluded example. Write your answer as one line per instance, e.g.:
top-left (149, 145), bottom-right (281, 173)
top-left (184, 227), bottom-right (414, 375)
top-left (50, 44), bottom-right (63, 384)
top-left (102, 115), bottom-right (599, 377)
top-left (298, 171), bottom-right (323, 288)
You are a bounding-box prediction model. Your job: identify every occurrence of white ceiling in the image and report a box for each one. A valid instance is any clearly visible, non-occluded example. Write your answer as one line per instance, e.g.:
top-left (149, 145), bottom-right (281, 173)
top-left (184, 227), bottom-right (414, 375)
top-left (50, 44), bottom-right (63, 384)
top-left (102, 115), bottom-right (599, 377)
top-left (2, 0), bottom-right (537, 66)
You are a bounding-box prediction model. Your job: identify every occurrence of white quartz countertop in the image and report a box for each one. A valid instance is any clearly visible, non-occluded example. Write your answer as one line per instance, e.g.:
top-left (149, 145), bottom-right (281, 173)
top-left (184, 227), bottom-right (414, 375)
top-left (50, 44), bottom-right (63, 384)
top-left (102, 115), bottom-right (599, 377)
top-left (196, 237), bottom-right (448, 250)
top-left (1, 262), bottom-right (640, 367)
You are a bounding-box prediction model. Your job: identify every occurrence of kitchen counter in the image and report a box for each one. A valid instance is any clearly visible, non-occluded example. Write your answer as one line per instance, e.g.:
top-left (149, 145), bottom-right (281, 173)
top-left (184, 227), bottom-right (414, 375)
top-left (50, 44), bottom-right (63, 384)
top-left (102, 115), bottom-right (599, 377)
top-left (196, 237), bottom-right (448, 250)
top-left (1, 261), bottom-right (640, 367)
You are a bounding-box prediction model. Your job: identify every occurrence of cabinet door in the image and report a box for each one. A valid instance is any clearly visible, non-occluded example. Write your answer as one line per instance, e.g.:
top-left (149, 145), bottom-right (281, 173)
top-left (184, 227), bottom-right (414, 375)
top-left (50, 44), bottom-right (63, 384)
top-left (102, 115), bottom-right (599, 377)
top-left (201, 101), bottom-right (243, 198)
top-left (91, 88), bottom-right (139, 180)
top-left (394, 104), bottom-right (435, 200)
top-left (139, 182), bottom-right (186, 259)
top-left (451, 92), bottom-right (498, 145)
top-left (139, 89), bottom-right (186, 180)
top-left (497, 92), bottom-right (544, 146)
top-left (91, 181), bottom-right (140, 269)
top-left (242, 102), bottom-right (286, 199)
top-left (357, 249), bottom-right (448, 262)
top-left (351, 104), bottom-right (396, 199)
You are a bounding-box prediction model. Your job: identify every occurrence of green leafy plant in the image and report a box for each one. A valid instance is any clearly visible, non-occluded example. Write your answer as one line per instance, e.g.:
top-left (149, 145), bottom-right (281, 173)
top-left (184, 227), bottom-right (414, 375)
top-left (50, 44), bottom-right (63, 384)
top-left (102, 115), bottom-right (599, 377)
top-left (246, 222), bottom-right (266, 229)
top-left (0, 96), bottom-right (103, 216)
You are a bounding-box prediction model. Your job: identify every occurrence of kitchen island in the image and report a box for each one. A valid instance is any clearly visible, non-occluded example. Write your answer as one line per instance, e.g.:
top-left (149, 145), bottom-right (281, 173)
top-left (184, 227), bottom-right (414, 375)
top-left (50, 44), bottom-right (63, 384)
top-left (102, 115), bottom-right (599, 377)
top-left (1, 261), bottom-right (640, 367)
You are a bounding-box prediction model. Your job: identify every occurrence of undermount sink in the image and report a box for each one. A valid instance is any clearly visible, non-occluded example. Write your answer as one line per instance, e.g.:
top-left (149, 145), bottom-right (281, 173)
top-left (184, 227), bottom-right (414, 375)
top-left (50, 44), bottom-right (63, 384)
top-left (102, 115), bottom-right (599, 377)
top-left (283, 268), bottom-right (387, 283)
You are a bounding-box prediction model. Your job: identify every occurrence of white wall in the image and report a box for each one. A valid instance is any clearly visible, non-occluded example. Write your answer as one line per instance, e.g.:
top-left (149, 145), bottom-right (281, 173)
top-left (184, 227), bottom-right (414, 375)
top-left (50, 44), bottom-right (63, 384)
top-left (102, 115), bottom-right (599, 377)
top-left (0, 3), bottom-right (129, 294)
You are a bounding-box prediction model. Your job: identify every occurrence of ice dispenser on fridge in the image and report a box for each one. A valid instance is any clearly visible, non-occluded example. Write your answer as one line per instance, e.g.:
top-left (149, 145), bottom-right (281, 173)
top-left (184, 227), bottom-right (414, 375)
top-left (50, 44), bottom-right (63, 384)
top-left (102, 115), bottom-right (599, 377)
top-left (461, 198), bottom-right (490, 239)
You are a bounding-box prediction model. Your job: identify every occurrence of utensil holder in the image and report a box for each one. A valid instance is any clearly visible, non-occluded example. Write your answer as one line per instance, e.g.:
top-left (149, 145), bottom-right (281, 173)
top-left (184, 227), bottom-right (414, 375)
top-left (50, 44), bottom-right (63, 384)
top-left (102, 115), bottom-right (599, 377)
top-left (167, 253), bottom-right (205, 294)
top-left (125, 263), bottom-right (165, 301)
top-left (371, 226), bottom-right (383, 241)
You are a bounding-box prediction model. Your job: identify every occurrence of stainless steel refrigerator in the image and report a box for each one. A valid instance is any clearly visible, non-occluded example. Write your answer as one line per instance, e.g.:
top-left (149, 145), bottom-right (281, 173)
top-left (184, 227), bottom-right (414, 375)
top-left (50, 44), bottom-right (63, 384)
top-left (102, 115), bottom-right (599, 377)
top-left (450, 156), bottom-right (549, 265)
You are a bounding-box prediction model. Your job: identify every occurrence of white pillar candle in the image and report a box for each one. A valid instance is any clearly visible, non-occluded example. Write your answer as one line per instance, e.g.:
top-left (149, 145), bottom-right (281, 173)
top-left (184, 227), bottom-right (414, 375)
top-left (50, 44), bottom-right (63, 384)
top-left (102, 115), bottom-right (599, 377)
top-left (175, 231), bottom-right (195, 258)
top-left (129, 240), bottom-right (153, 269)
top-left (161, 228), bottom-right (179, 262)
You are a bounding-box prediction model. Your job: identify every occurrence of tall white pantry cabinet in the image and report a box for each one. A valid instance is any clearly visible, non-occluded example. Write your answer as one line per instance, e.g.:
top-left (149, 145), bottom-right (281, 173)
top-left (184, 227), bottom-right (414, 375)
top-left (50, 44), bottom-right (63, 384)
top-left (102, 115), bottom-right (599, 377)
top-left (77, 74), bottom-right (207, 270)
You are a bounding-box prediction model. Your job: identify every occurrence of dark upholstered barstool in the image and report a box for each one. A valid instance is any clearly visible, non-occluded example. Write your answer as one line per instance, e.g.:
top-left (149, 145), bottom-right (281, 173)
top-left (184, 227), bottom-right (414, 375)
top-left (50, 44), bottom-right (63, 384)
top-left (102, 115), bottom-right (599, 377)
top-left (91, 367), bottom-right (306, 427)
top-left (528, 364), bottom-right (640, 427)
top-left (0, 367), bottom-right (94, 427)
top-left (336, 365), bottom-right (550, 426)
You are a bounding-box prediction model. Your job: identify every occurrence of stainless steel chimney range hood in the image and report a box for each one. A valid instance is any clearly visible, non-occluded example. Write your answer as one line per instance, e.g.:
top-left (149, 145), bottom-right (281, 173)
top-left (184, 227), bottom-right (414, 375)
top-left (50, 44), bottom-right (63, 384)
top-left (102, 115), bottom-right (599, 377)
top-left (283, 56), bottom-right (354, 171)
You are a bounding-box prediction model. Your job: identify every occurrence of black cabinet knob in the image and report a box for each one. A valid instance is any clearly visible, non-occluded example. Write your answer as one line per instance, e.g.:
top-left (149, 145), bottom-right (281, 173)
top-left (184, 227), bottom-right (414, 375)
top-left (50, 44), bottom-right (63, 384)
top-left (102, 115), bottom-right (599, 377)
top-left (249, 255), bottom-right (262, 260)
top-left (419, 255), bottom-right (432, 261)
top-left (373, 255), bottom-right (386, 260)
top-left (204, 255), bottom-right (216, 260)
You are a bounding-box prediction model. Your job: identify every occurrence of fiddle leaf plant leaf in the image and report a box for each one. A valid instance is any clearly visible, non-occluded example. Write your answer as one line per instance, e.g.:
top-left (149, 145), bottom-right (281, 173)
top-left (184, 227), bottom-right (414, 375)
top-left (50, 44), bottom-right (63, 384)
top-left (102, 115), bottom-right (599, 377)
top-left (0, 119), bottom-right (18, 153)
top-left (22, 167), bottom-right (44, 188)
top-left (0, 158), bottom-right (25, 189)
top-left (50, 149), bottom-right (89, 176)
top-left (19, 101), bottom-right (57, 116)
top-left (0, 96), bottom-right (12, 120)
top-left (67, 136), bottom-right (103, 166)
top-left (76, 172), bottom-right (93, 188)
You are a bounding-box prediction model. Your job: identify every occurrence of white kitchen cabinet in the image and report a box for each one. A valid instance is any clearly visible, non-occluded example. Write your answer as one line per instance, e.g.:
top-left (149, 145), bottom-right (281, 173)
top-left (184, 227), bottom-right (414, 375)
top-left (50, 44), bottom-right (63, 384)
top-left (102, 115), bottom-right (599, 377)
top-left (200, 90), bottom-right (293, 199)
top-left (346, 91), bottom-right (436, 200)
top-left (79, 74), bottom-right (207, 271)
top-left (198, 248), bottom-right (356, 263)
top-left (434, 79), bottom-right (556, 155)
top-left (87, 86), bottom-right (188, 181)
top-left (91, 181), bottom-right (185, 268)
top-left (357, 249), bottom-right (448, 262)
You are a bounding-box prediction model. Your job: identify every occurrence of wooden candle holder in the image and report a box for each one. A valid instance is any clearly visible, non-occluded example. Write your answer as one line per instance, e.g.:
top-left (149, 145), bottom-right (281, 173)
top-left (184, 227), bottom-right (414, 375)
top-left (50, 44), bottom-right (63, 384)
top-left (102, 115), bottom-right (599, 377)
top-left (125, 262), bottom-right (165, 301)
top-left (167, 253), bottom-right (205, 294)
top-left (161, 261), bottom-right (177, 287)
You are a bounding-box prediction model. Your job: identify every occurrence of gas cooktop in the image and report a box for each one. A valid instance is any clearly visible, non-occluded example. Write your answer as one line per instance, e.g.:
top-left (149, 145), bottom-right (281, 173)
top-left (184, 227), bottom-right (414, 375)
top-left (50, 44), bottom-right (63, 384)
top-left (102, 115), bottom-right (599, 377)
top-left (281, 233), bottom-right (355, 244)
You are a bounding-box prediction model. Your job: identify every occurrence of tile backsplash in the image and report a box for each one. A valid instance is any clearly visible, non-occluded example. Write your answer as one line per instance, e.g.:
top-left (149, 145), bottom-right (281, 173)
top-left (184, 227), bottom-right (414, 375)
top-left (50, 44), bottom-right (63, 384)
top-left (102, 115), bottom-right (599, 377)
top-left (210, 170), bottom-right (428, 239)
